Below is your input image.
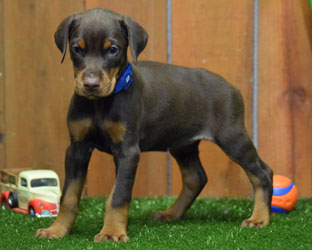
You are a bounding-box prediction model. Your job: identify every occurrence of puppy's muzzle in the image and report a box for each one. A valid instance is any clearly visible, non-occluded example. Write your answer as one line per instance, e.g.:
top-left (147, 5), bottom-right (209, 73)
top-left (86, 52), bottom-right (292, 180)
top-left (83, 73), bottom-right (100, 92)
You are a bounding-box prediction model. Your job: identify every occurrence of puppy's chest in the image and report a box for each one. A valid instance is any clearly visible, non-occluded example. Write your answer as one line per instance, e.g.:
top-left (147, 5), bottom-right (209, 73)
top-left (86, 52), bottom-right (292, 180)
top-left (68, 118), bottom-right (126, 144)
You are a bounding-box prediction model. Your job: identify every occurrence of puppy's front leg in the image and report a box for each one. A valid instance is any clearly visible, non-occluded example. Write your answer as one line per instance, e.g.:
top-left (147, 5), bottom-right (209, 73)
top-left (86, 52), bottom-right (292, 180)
top-left (94, 145), bottom-right (140, 243)
top-left (35, 142), bottom-right (92, 239)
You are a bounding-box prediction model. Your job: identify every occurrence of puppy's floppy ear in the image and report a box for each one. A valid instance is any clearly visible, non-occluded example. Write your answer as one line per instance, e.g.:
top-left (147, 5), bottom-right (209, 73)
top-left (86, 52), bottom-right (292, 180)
top-left (54, 15), bottom-right (75, 63)
top-left (121, 16), bottom-right (148, 64)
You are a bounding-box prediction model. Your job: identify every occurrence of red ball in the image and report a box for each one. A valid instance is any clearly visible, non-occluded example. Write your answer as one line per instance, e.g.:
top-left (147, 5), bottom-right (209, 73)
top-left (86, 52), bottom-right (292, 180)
top-left (271, 175), bottom-right (298, 213)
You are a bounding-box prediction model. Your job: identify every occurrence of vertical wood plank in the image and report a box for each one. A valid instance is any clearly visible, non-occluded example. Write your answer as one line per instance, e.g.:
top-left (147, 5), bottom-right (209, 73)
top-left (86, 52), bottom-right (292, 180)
top-left (86, 0), bottom-right (168, 197)
top-left (258, 0), bottom-right (312, 196)
top-left (171, 0), bottom-right (254, 197)
top-left (3, 0), bottom-right (84, 186)
top-left (0, 0), bottom-right (5, 169)
top-left (2, 0), bottom-right (310, 198)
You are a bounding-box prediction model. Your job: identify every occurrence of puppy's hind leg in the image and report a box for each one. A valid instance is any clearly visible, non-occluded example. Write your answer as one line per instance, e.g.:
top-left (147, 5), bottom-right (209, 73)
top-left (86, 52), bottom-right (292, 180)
top-left (153, 141), bottom-right (207, 221)
top-left (215, 127), bottom-right (273, 228)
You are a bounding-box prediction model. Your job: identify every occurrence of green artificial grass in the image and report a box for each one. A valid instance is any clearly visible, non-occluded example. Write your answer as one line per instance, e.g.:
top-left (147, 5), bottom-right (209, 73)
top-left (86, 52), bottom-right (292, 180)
top-left (0, 197), bottom-right (311, 250)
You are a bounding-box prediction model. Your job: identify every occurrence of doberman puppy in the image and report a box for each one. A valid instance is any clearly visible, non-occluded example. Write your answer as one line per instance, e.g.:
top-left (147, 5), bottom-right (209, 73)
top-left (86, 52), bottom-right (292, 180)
top-left (35, 8), bottom-right (273, 242)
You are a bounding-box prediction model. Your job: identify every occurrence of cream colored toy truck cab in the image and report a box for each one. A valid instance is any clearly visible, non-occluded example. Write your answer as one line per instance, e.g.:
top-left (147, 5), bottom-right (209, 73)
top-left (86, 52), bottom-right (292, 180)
top-left (1, 169), bottom-right (61, 217)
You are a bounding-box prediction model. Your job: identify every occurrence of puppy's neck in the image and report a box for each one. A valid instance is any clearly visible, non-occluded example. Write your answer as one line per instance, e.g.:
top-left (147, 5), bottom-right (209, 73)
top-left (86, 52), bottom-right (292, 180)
top-left (113, 63), bottom-right (133, 95)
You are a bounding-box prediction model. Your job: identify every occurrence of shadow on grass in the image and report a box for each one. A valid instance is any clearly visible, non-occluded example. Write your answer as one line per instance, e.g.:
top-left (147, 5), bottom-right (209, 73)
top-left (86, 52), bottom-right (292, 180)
top-left (72, 197), bottom-right (254, 239)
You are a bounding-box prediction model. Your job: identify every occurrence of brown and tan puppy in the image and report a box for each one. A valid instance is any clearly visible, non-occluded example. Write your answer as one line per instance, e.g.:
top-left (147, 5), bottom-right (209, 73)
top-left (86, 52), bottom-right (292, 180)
top-left (35, 8), bottom-right (273, 242)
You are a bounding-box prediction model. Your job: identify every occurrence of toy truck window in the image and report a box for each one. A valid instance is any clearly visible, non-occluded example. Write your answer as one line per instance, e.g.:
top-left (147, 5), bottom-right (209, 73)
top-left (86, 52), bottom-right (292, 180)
top-left (20, 178), bottom-right (27, 187)
top-left (31, 178), bottom-right (57, 188)
top-left (9, 176), bottom-right (16, 185)
top-left (1, 173), bottom-right (9, 184)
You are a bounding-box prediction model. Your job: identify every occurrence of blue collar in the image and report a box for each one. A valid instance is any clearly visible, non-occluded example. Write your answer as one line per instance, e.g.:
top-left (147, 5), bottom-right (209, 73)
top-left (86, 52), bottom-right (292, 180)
top-left (113, 63), bottom-right (133, 94)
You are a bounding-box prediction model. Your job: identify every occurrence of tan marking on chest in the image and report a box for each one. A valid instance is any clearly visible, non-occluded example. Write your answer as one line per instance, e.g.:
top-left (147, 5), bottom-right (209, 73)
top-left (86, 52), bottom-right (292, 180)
top-left (103, 121), bottom-right (126, 144)
top-left (68, 119), bottom-right (92, 142)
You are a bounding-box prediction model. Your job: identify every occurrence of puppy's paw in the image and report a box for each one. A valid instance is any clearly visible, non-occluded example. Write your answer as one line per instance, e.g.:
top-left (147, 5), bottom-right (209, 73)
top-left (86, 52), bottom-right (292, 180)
top-left (241, 217), bottom-right (269, 228)
top-left (35, 227), bottom-right (68, 239)
top-left (94, 231), bottom-right (129, 243)
top-left (152, 210), bottom-right (179, 222)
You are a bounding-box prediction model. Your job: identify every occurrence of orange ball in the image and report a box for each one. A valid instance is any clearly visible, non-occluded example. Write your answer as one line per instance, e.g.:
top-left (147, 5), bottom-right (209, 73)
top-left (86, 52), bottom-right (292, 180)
top-left (271, 175), bottom-right (298, 213)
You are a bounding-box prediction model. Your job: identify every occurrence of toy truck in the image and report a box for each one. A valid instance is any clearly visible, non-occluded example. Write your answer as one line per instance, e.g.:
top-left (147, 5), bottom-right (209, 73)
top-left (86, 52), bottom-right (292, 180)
top-left (0, 169), bottom-right (61, 217)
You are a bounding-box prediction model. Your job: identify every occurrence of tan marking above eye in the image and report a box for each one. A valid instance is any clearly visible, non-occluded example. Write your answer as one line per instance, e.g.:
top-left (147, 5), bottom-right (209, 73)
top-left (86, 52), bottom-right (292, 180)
top-left (77, 39), bottom-right (85, 49)
top-left (104, 40), bottom-right (112, 50)
top-left (68, 119), bottom-right (92, 142)
top-left (102, 121), bottom-right (126, 143)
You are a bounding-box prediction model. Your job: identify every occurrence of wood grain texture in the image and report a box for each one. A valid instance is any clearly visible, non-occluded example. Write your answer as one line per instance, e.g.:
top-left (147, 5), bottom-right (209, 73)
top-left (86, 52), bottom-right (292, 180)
top-left (0, 0), bottom-right (5, 169)
top-left (258, 0), bottom-right (312, 196)
top-left (86, 0), bottom-right (168, 197)
top-left (1, 0), bottom-right (311, 198)
top-left (171, 0), bottom-right (254, 197)
top-left (2, 0), bottom-right (84, 187)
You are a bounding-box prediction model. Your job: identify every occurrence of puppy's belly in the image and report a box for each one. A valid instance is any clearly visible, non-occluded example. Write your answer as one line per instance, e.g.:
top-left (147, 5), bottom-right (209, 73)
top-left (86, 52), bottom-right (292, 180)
top-left (139, 127), bottom-right (213, 151)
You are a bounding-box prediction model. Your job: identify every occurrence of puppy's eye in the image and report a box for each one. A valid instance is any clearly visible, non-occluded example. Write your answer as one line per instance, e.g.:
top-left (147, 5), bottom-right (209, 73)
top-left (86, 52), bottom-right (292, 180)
top-left (107, 45), bottom-right (119, 55)
top-left (72, 45), bottom-right (83, 54)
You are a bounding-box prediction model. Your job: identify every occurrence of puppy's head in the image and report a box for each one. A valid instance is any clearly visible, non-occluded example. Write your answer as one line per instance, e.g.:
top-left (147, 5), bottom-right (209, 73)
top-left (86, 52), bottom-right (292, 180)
top-left (54, 9), bottom-right (148, 99)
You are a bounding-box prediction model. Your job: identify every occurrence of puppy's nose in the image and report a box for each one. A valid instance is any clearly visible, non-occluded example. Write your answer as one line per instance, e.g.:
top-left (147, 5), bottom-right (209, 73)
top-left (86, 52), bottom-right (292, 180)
top-left (83, 74), bottom-right (100, 92)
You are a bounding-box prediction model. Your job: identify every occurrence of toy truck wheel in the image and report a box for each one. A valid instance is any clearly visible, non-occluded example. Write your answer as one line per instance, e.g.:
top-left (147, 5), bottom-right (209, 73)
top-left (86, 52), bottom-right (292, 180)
top-left (1, 198), bottom-right (6, 209)
top-left (29, 206), bottom-right (36, 217)
top-left (8, 192), bottom-right (18, 208)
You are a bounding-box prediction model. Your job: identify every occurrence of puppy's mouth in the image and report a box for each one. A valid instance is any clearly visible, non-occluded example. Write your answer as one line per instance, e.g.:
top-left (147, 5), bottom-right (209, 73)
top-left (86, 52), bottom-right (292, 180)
top-left (74, 68), bottom-right (119, 99)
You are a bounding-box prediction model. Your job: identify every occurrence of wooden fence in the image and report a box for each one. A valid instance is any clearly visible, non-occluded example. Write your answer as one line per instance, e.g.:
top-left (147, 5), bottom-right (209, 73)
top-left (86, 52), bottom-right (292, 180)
top-left (0, 0), bottom-right (311, 197)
